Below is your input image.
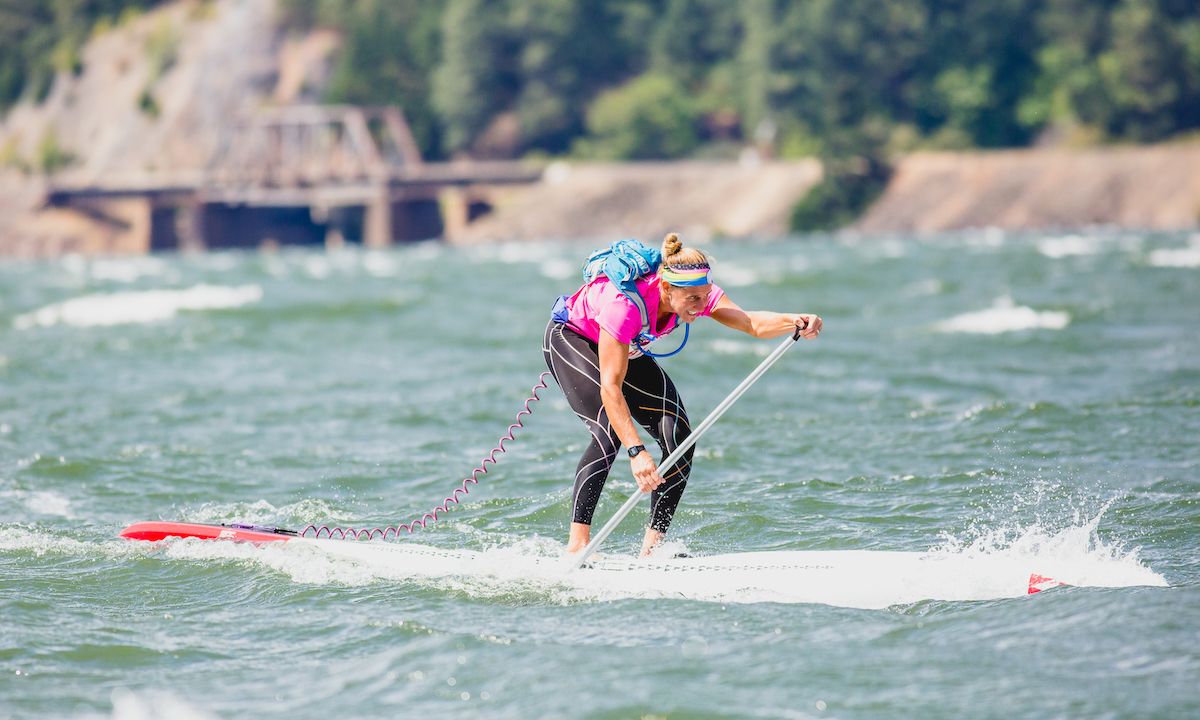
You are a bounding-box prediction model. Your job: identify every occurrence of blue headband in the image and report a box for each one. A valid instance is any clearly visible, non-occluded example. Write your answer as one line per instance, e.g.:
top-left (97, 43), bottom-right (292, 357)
top-left (660, 263), bottom-right (711, 286)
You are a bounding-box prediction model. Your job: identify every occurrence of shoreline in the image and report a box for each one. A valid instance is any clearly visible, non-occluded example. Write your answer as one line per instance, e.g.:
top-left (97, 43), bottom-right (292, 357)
top-left (2, 141), bottom-right (1199, 257)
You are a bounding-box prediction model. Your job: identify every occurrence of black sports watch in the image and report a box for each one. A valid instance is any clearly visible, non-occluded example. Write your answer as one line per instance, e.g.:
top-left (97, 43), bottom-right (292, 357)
top-left (627, 444), bottom-right (647, 458)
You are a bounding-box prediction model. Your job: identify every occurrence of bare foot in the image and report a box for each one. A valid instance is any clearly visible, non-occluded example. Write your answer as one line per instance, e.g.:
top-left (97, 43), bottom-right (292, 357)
top-left (566, 522), bottom-right (590, 554)
top-left (639, 528), bottom-right (665, 556)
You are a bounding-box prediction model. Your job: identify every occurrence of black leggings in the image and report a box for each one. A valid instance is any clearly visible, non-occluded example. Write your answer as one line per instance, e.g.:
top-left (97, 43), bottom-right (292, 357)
top-left (542, 320), bottom-right (694, 533)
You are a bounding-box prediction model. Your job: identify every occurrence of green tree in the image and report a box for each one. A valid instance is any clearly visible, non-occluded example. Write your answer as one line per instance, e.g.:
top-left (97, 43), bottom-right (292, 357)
top-left (735, 0), bottom-right (772, 141)
top-left (320, 0), bottom-right (443, 156)
top-left (432, 0), bottom-right (517, 154)
top-left (905, 0), bottom-right (1040, 147)
top-left (582, 72), bottom-right (698, 159)
top-left (649, 0), bottom-right (740, 88)
top-left (509, 0), bottom-right (639, 154)
top-left (0, 0), bottom-right (167, 113)
top-left (1098, 0), bottom-right (1192, 140)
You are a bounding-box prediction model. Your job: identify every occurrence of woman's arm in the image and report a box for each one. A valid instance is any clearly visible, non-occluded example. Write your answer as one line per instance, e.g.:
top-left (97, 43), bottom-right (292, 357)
top-left (598, 330), bottom-right (664, 493)
top-left (710, 295), bottom-right (822, 339)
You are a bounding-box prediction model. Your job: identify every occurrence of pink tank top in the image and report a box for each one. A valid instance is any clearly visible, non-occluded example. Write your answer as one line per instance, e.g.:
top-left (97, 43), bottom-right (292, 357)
top-left (563, 272), bottom-right (725, 347)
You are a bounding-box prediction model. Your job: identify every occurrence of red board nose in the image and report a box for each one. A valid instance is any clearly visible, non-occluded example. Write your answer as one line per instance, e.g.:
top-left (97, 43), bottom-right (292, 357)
top-left (1028, 573), bottom-right (1067, 594)
top-left (119, 521), bottom-right (292, 543)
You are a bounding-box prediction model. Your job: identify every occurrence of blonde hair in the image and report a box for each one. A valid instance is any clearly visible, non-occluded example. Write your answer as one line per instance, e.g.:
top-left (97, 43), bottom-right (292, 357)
top-left (660, 232), bottom-right (710, 267)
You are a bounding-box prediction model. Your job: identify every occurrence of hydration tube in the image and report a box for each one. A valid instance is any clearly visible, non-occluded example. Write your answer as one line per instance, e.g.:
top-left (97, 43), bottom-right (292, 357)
top-left (638, 323), bottom-right (689, 359)
top-left (567, 325), bottom-right (805, 570)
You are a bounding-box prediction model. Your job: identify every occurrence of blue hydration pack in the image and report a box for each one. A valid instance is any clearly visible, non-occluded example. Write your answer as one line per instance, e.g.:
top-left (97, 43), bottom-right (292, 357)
top-left (551, 238), bottom-right (689, 358)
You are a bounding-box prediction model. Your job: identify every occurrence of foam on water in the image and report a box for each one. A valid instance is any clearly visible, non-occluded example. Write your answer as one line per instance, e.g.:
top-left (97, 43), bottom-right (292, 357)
top-left (539, 258), bottom-right (576, 280)
top-left (1, 489), bottom-right (76, 518)
top-left (106, 689), bottom-right (220, 720)
top-left (714, 262), bottom-right (779, 287)
top-left (1036, 234), bottom-right (1106, 258)
top-left (473, 243), bottom-right (549, 265)
top-left (55, 255), bottom-right (176, 284)
top-left (12, 285), bottom-right (263, 329)
top-left (86, 507), bottom-right (1167, 610)
top-left (934, 296), bottom-right (1070, 334)
top-left (1147, 235), bottom-right (1200, 268)
top-left (930, 502), bottom-right (1166, 590)
top-left (187, 497), bottom-right (350, 525)
top-left (362, 251), bottom-right (401, 277)
top-left (708, 339), bottom-right (772, 357)
top-left (0, 495), bottom-right (1168, 611)
top-left (901, 278), bottom-right (945, 297)
top-left (0, 526), bottom-right (142, 560)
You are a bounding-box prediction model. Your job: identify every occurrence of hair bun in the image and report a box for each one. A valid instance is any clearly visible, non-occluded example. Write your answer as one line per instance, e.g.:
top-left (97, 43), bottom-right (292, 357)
top-left (662, 232), bottom-right (683, 258)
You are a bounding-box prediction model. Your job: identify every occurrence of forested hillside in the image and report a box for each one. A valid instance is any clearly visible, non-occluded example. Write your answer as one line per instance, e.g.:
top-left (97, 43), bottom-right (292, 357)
top-left (2, 0), bottom-right (1197, 235)
top-left (274, 0), bottom-right (1200, 161)
top-left (271, 0), bottom-right (1200, 229)
top-left (8, 1), bottom-right (1194, 163)
top-left (0, 0), bottom-right (170, 111)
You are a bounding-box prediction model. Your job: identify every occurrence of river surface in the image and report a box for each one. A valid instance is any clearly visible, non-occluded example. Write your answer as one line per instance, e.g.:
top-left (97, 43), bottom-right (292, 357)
top-left (1, 230), bottom-right (1198, 719)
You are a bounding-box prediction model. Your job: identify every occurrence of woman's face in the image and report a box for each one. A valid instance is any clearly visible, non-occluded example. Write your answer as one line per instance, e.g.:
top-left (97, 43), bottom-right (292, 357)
top-left (665, 283), bottom-right (712, 322)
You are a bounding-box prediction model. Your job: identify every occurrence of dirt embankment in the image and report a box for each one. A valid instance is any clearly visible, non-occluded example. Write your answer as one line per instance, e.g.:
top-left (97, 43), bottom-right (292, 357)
top-left (454, 159), bottom-right (822, 244)
top-left (857, 143), bottom-right (1200, 234)
top-left (460, 143), bottom-right (1200, 244)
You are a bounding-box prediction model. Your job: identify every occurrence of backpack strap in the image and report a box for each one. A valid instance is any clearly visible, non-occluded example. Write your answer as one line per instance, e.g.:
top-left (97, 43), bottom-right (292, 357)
top-left (581, 239), bottom-right (661, 342)
top-left (569, 238), bottom-right (690, 358)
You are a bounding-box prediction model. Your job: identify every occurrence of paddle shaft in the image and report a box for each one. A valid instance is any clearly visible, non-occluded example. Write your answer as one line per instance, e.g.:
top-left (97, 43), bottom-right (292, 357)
top-left (568, 327), bottom-right (804, 569)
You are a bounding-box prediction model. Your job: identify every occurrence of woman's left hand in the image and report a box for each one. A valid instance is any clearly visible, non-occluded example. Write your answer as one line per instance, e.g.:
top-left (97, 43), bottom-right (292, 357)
top-left (794, 314), bottom-right (822, 339)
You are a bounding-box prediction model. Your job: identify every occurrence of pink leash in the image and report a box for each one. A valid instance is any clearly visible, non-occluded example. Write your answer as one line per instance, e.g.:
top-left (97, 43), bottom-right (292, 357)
top-left (298, 372), bottom-right (553, 540)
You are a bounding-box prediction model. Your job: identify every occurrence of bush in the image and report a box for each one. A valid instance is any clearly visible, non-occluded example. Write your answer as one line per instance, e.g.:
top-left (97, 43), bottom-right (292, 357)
top-left (790, 157), bottom-right (891, 233)
top-left (582, 73), bottom-right (698, 160)
top-left (37, 128), bottom-right (75, 173)
top-left (1, 135), bottom-right (28, 172)
top-left (138, 87), bottom-right (160, 118)
top-left (144, 18), bottom-right (179, 81)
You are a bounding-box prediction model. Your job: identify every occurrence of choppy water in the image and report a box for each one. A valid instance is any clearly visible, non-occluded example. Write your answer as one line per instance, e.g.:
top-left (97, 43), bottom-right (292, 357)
top-left (1, 229), bottom-right (1198, 719)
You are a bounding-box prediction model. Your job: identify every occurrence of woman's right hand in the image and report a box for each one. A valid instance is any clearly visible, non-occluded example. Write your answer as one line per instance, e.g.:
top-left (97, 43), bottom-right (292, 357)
top-left (631, 450), bottom-right (664, 493)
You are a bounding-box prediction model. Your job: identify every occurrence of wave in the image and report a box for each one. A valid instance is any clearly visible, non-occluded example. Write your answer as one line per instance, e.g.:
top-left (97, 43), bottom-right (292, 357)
top-left (108, 688), bottom-right (220, 720)
top-left (1147, 235), bottom-right (1200, 268)
top-left (187, 498), bottom-right (352, 525)
top-left (930, 503), bottom-right (1164, 590)
top-left (0, 489), bottom-right (76, 519)
top-left (934, 297), bottom-right (1070, 334)
top-left (707, 339), bottom-right (772, 357)
top-left (12, 284), bottom-right (263, 329)
top-left (0, 526), bottom-right (141, 559)
top-left (2, 507), bottom-right (1165, 609)
top-left (60, 255), bottom-right (175, 283)
top-left (1036, 234), bottom-right (1106, 258)
top-left (539, 258), bottom-right (577, 280)
top-left (712, 262), bottom-right (782, 287)
top-left (100, 512), bottom-right (1165, 610)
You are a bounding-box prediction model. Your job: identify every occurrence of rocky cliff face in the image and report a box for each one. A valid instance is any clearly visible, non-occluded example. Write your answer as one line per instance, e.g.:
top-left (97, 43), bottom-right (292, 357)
top-left (0, 0), bottom-right (341, 256)
top-left (1, 0), bottom-right (280, 183)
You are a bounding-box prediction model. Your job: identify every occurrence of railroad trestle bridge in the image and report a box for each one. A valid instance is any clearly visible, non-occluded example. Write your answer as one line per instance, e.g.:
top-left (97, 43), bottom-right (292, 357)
top-left (45, 105), bottom-right (542, 252)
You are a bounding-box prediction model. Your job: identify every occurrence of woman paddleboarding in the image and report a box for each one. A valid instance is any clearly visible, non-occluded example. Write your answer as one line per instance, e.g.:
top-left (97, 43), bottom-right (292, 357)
top-left (544, 233), bottom-right (822, 556)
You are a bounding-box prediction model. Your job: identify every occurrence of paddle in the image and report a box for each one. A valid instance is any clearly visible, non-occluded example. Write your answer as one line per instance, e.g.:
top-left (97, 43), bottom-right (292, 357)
top-left (566, 325), bottom-right (806, 570)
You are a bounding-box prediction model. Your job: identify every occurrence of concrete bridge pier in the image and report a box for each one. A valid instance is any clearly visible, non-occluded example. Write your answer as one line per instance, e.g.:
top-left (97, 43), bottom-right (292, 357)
top-left (439, 186), bottom-right (497, 243)
top-left (69, 196), bottom-right (153, 253)
top-left (364, 188), bottom-right (393, 248)
top-left (176, 201), bottom-right (207, 253)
